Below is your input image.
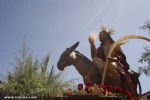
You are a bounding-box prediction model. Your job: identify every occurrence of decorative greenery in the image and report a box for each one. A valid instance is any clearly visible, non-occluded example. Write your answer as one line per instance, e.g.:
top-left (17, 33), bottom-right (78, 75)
top-left (1, 42), bottom-right (70, 96)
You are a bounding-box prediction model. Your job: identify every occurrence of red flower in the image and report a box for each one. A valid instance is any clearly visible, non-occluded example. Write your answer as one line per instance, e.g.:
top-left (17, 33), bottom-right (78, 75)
top-left (66, 89), bottom-right (72, 96)
top-left (78, 83), bottom-right (83, 91)
top-left (114, 86), bottom-right (123, 93)
top-left (103, 90), bottom-right (107, 95)
top-left (124, 90), bottom-right (133, 99)
top-left (107, 85), bottom-right (113, 92)
top-left (84, 86), bottom-right (91, 93)
top-left (98, 84), bottom-right (105, 89)
top-left (66, 92), bottom-right (72, 96)
top-left (85, 80), bottom-right (91, 86)
top-left (134, 97), bottom-right (139, 100)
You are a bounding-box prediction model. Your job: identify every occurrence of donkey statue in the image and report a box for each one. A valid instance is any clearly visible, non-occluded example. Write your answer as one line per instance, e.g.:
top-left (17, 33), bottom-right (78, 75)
top-left (57, 42), bottom-right (101, 84)
top-left (57, 42), bottom-right (140, 96)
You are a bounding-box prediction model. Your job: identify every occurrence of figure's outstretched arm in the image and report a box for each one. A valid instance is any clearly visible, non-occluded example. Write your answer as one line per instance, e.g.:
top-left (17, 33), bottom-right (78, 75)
top-left (88, 35), bottom-right (97, 59)
top-left (90, 43), bottom-right (97, 59)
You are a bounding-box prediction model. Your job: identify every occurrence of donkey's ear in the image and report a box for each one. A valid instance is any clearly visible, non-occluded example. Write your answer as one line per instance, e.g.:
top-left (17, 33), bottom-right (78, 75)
top-left (69, 41), bottom-right (79, 52)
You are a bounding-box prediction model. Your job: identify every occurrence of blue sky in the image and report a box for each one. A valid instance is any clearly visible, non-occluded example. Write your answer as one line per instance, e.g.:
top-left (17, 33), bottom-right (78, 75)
top-left (0, 0), bottom-right (150, 93)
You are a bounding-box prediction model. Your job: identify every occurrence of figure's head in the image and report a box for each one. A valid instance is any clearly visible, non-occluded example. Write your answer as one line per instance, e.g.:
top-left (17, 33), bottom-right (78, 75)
top-left (99, 26), bottom-right (115, 43)
top-left (57, 42), bottom-right (79, 71)
top-left (99, 31), bottom-right (109, 43)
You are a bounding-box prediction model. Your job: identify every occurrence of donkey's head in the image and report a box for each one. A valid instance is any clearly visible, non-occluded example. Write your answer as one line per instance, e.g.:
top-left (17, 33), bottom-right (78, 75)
top-left (57, 42), bottom-right (79, 71)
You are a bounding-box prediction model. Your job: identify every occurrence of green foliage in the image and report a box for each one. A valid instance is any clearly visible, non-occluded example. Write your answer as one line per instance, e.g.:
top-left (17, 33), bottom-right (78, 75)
top-left (138, 21), bottom-right (150, 76)
top-left (141, 20), bottom-right (150, 33)
top-left (2, 42), bottom-right (69, 96)
top-left (138, 47), bottom-right (150, 76)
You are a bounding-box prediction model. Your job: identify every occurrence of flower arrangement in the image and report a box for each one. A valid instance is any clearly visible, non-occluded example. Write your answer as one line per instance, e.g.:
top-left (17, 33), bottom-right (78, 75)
top-left (64, 80), bottom-right (140, 100)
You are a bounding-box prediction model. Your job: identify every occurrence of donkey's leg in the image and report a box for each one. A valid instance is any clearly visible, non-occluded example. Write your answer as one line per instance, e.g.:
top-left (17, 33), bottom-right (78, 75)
top-left (93, 57), bottom-right (104, 75)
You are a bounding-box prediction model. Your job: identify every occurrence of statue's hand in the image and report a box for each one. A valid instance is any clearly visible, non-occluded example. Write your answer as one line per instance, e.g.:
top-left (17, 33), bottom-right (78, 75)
top-left (107, 56), bottom-right (117, 62)
top-left (88, 35), bottom-right (94, 45)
